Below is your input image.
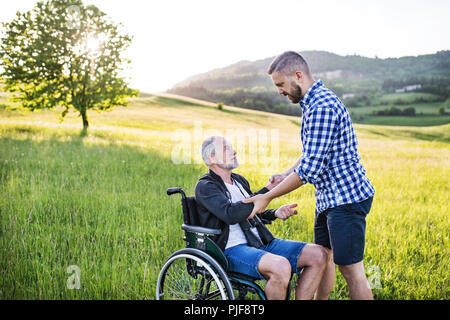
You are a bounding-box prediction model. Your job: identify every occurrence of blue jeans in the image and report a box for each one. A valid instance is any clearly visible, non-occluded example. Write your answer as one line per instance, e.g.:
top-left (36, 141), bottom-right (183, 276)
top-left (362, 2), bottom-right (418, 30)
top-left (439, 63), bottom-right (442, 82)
top-left (224, 238), bottom-right (308, 280)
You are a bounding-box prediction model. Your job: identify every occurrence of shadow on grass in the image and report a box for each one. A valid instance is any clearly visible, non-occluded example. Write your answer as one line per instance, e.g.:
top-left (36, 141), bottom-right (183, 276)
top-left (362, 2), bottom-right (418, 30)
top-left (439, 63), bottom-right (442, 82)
top-left (144, 95), bottom-right (249, 116)
top-left (79, 127), bottom-right (88, 138)
top-left (360, 127), bottom-right (450, 143)
top-left (0, 133), bottom-right (207, 299)
top-left (355, 115), bottom-right (450, 127)
top-left (141, 96), bottom-right (211, 109)
top-left (290, 119), bottom-right (301, 128)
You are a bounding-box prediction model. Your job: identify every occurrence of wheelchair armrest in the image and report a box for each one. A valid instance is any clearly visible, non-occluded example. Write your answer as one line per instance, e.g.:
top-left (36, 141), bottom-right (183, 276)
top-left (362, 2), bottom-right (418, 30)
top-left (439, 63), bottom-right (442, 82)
top-left (182, 224), bottom-right (222, 235)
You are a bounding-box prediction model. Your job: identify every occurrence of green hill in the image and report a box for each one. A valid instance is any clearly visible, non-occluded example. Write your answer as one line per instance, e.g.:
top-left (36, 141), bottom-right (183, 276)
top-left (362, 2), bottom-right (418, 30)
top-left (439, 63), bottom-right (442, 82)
top-left (168, 50), bottom-right (450, 120)
top-left (175, 51), bottom-right (450, 88)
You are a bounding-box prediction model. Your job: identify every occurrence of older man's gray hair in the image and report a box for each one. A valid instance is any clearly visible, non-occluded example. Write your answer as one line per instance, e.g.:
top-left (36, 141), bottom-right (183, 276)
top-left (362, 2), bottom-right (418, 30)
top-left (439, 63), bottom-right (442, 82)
top-left (201, 136), bottom-right (219, 166)
top-left (267, 51), bottom-right (311, 76)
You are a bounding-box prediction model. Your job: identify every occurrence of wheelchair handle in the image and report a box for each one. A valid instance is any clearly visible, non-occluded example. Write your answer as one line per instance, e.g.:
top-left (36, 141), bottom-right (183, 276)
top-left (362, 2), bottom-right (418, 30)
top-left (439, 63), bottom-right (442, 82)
top-left (166, 187), bottom-right (186, 199)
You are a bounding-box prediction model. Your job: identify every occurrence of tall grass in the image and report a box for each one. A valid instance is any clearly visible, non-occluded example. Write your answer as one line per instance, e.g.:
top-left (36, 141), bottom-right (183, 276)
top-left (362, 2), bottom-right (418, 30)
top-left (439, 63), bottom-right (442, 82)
top-left (0, 132), bottom-right (197, 299)
top-left (0, 96), bottom-right (449, 299)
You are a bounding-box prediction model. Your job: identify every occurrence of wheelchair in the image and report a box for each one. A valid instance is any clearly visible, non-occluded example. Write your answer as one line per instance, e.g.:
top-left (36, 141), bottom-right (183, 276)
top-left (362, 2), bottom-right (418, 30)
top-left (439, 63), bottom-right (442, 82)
top-left (156, 187), bottom-right (292, 300)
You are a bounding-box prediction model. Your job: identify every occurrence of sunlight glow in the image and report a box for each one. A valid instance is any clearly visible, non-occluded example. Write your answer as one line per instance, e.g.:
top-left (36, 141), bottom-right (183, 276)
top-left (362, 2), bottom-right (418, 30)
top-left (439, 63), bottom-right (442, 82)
top-left (74, 33), bottom-right (107, 58)
top-left (1, 0), bottom-right (449, 92)
top-left (85, 36), bottom-right (101, 54)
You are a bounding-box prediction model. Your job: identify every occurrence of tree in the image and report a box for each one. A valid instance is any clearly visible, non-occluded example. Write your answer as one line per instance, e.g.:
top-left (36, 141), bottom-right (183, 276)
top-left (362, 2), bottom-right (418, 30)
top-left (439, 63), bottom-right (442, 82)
top-left (0, 0), bottom-right (138, 129)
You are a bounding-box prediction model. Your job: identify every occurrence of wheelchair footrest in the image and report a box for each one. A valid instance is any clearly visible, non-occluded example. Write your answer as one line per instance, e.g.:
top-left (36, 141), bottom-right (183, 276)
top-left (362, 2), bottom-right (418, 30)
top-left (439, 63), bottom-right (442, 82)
top-left (228, 272), bottom-right (266, 300)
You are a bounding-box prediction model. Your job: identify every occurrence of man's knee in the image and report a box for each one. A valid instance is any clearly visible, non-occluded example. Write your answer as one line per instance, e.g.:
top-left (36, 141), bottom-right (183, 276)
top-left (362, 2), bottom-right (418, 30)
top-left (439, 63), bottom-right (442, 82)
top-left (338, 261), bottom-right (366, 282)
top-left (260, 254), bottom-right (291, 285)
top-left (272, 257), bottom-right (292, 285)
top-left (301, 244), bottom-right (328, 268)
top-left (315, 246), bottom-right (329, 266)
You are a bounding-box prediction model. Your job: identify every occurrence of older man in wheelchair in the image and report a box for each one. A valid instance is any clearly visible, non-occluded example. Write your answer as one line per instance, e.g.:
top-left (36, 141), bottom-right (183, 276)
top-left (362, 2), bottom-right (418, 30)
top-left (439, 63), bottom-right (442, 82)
top-left (193, 135), bottom-right (328, 300)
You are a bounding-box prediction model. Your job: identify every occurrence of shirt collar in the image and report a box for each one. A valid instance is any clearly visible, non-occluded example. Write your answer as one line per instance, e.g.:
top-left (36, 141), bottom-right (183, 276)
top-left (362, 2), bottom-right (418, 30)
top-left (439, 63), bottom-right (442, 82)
top-left (299, 79), bottom-right (323, 111)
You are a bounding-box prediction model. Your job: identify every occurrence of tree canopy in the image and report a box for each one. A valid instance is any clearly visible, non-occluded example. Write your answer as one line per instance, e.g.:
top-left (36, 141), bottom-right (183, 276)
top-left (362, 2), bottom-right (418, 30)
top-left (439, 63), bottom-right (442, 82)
top-left (0, 0), bottom-right (138, 128)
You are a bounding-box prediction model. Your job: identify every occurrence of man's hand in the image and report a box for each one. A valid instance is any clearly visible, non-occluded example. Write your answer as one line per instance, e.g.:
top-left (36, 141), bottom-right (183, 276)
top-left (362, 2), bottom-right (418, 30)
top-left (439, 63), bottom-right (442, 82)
top-left (266, 173), bottom-right (287, 190)
top-left (275, 203), bottom-right (298, 221)
top-left (244, 172), bottom-right (304, 219)
top-left (242, 194), bottom-right (271, 219)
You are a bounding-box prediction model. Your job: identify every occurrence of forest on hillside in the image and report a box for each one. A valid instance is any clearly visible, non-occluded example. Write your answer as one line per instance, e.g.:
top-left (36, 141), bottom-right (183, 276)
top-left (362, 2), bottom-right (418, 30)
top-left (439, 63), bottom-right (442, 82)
top-left (168, 51), bottom-right (450, 117)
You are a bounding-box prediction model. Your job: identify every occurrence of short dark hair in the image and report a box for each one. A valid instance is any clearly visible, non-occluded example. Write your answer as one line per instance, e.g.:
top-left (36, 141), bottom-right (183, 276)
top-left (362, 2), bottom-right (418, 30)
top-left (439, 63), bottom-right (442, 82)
top-left (267, 51), bottom-right (311, 76)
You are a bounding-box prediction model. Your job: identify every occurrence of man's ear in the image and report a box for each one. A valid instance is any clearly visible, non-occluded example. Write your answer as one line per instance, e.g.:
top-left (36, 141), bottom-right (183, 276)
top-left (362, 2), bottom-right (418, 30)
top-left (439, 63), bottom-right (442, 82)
top-left (295, 71), bottom-right (303, 81)
top-left (208, 153), bottom-right (216, 165)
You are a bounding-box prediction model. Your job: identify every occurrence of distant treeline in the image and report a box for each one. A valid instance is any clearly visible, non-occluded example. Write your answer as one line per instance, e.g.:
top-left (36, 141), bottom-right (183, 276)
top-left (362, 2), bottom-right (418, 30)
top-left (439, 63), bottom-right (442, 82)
top-left (169, 77), bottom-right (449, 114)
top-left (343, 92), bottom-right (445, 108)
top-left (343, 77), bottom-right (449, 108)
top-left (167, 85), bottom-right (301, 116)
top-left (372, 107), bottom-right (417, 116)
top-left (382, 77), bottom-right (450, 97)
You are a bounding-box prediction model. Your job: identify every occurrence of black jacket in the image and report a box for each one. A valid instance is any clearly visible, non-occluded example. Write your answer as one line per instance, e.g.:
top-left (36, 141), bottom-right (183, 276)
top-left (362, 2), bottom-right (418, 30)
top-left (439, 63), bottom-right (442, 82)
top-left (194, 169), bottom-right (277, 251)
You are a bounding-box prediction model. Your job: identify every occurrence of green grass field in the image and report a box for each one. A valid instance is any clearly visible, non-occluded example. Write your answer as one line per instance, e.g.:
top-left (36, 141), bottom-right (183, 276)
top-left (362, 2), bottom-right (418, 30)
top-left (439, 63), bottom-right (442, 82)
top-left (344, 92), bottom-right (450, 126)
top-left (0, 95), bottom-right (449, 299)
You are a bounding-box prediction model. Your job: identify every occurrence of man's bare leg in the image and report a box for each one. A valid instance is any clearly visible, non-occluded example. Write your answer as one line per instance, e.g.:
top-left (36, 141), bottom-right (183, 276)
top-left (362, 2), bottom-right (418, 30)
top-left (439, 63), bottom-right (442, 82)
top-left (294, 244), bottom-right (328, 300)
top-left (314, 248), bottom-right (335, 300)
top-left (258, 253), bottom-right (292, 300)
top-left (338, 261), bottom-right (373, 300)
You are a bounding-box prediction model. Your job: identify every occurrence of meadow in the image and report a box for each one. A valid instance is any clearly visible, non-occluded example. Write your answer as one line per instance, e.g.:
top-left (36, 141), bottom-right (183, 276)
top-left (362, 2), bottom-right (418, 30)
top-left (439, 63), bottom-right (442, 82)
top-left (346, 92), bottom-right (450, 127)
top-left (0, 94), bottom-right (449, 299)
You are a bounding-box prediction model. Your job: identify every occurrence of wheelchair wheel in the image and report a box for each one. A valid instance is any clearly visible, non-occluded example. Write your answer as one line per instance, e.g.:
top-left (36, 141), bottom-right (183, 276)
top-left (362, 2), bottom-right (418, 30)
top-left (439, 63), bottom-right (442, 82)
top-left (156, 249), bottom-right (234, 300)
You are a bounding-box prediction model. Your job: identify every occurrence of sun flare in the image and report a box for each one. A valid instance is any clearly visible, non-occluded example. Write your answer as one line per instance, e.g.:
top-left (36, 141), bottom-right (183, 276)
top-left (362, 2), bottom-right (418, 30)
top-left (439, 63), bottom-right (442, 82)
top-left (85, 36), bottom-right (101, 53)
top-left (74, 33), bottom-right (107, 57)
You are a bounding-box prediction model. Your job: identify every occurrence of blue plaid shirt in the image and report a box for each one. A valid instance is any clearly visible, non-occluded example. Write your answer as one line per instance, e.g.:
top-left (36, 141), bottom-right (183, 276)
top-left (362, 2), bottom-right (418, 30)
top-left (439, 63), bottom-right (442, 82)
top-left (294, 80), bottom-right (375, 214)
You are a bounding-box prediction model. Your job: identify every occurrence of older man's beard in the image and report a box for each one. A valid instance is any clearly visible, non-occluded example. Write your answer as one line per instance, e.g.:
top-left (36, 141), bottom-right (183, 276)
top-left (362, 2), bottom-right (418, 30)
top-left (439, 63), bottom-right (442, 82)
top-left (219, 159), bottom-right (239, 170)
top-left (287, 82), bottom-right (302, 104)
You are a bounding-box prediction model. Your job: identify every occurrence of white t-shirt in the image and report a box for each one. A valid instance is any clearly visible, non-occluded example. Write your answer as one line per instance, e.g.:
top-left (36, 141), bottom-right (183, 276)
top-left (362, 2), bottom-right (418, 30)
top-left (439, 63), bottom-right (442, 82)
top-left (224, 179), bottom-right (261, 250)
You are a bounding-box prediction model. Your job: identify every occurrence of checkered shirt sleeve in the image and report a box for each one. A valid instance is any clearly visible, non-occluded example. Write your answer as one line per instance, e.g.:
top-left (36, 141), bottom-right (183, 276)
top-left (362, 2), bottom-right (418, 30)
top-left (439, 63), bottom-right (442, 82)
top-left (294, 106), bottom-right (340, 185)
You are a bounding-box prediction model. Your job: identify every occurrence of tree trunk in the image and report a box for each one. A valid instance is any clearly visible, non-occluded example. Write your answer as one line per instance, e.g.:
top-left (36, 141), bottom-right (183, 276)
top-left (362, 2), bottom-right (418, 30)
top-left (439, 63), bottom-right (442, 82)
top-left (81, 110), bottom-right (89, 129)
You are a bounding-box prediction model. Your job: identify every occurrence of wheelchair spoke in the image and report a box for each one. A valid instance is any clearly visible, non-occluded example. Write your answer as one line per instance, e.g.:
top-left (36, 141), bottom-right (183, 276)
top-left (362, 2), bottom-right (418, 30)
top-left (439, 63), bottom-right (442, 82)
top-left (157, 253), bottom-right (229, 300)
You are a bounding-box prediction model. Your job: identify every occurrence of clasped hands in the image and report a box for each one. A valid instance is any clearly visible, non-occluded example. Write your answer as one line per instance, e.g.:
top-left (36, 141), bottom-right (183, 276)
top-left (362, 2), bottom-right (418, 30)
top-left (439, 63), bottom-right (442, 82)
top-left (243, 173), bottom-right (298, 221)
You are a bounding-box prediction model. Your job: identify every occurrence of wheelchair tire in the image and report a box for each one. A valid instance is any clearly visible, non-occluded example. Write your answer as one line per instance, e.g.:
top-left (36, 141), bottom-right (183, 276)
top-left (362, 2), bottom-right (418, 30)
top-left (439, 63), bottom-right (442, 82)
top-left (156, 249), bottom-right (235, 300)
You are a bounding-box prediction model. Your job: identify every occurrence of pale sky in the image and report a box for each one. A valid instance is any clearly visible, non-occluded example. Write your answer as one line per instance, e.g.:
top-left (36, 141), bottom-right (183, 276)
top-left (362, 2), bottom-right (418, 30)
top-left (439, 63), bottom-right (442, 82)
top-left (1, 0), bottom-right (449, 92)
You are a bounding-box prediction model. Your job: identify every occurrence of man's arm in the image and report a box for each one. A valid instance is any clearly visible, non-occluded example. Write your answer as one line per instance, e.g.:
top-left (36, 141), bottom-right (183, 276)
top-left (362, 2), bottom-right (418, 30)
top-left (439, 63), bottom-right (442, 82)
top-left (195, 180), bottom-right (253, 225)
top-left (240, 179), bottom-right (279, 222)
top-left (244, 106), bottom-right (340, 218)
top-left (243, 172), bottom-right (304, 219)
top-left (282, 157), bottom-right (302, 177)
top-left (267, 157), bottom-right (302, 186)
